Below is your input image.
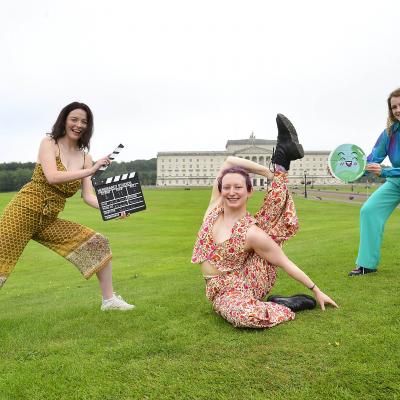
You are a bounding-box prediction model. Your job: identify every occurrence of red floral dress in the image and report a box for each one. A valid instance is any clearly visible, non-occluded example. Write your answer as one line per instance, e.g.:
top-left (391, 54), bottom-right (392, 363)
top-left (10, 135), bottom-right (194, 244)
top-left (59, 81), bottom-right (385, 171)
top-left (192, 172), bottom-right (298, 328)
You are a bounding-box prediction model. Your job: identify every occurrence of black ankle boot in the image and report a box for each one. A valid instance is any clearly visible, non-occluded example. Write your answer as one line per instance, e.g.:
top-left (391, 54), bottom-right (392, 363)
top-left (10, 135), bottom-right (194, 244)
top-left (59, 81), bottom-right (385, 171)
top-left (348, 266), bottom-right (377, 276)
top-left (267, 294), bottom-right (316, 312)
top-left (271, 114), bottom-right (304, 170)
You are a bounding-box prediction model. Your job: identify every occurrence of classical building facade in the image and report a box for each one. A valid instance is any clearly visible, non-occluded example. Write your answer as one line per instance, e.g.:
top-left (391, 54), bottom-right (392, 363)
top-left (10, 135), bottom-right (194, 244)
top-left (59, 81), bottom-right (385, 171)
top-left (156, 136), bottom-right (339, 187)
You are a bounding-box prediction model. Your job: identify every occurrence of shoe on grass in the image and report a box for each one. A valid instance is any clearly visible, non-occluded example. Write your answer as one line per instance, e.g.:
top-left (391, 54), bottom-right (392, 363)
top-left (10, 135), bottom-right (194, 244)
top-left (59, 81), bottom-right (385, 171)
top-left (348, 266), bottom-right (377, 277)
top-left (271, 113), bottom-right (304, 170)
top-left (101, 293), bottom-right (135, 311)
top-left (267, 293), bottom-right (316, 312)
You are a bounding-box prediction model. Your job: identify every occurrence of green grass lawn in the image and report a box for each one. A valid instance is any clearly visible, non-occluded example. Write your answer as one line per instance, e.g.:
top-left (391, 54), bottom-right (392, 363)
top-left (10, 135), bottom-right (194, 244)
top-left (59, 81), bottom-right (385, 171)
top-left (0, 188), bottom-right (399, 400)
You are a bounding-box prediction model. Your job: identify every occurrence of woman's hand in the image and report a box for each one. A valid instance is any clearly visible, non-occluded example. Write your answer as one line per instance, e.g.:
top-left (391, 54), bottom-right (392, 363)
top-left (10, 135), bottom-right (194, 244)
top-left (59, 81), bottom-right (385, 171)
top-left (365, 163), bottom-right (382, 176)
top-left (313, 288), bottom-right (339, 311)
top-left (119, 211), bottom-right (130, 219)
top-left (92, 156), bottom-right (112, 173)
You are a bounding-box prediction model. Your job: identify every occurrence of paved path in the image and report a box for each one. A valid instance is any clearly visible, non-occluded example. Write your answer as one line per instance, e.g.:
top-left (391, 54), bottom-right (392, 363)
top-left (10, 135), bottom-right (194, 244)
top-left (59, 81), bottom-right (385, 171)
top-left (291, 188), bottom-right (369, 204)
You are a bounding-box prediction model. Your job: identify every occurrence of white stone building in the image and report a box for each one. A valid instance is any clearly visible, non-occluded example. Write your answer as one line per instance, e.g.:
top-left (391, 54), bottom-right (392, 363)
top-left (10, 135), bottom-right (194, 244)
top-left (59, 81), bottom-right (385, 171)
top-left (156, 136), bottom-right (338, 187)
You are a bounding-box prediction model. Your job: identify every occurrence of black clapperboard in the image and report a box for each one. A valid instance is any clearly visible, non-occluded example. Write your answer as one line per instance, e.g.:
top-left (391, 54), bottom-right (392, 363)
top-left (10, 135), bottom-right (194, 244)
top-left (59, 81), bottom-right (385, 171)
top-left (91, 144), bottom-right (146, 221)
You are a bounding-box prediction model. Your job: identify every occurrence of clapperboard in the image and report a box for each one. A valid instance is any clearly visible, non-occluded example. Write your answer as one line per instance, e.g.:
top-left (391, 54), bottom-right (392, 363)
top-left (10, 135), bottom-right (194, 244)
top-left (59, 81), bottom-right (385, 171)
top-left (91, 144), bottom-right (146, 221)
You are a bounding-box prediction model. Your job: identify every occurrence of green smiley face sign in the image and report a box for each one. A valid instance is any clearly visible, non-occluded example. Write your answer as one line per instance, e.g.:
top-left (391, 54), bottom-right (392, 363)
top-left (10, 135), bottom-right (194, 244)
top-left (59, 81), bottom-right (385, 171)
top-left (328, 144), bottom-right (366, 183)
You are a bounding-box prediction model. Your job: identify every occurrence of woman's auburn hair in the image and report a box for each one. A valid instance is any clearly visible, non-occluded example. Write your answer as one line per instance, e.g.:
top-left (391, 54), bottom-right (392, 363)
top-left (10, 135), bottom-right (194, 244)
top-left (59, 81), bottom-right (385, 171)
top-left (48, 102), bottom-right (94, 150)
top-left (217, 166), bottom-right (253, 193)
top-left (386, 88), bottom-right (400, 137)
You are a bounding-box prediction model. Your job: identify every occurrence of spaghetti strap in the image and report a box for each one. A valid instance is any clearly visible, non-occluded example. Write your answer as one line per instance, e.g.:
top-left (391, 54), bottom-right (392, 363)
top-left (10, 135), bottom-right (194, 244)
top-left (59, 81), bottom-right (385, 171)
top-left (83, 151), bottom-right (86, 168)
top-left (56, 143), bottom-right (61, 158)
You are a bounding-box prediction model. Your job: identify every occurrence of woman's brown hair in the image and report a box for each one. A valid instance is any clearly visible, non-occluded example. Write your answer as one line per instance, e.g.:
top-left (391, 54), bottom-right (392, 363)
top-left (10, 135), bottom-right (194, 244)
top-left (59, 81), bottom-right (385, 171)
top-left (386, 88), bottom-right (400, 137)
top-left (48, 102), bottom-right (94, 150)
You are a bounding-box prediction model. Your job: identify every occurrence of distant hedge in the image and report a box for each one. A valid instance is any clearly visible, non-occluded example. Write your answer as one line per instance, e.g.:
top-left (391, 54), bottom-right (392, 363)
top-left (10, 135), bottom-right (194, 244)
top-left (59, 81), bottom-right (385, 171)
top-left (0, 159), bottom-right (157, 192)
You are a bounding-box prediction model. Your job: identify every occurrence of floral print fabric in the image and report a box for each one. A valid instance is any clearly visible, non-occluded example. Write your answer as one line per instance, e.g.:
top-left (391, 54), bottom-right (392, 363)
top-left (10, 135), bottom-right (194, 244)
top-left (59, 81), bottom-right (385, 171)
top-left (191, 206), bottom-right (256, 272)
top-left (192, 172), bottom-right (298, 328)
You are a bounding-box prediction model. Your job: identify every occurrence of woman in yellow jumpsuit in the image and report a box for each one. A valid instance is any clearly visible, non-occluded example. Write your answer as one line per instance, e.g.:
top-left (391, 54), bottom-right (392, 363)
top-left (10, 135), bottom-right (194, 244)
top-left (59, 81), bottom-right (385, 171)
top-left (0, 102), bottom-right (134, 311)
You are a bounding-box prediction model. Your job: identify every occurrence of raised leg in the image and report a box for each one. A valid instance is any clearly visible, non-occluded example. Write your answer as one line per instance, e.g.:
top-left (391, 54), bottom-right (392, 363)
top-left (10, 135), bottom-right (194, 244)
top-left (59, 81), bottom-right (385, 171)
top-left (254, 171), bottom-right (299, 245)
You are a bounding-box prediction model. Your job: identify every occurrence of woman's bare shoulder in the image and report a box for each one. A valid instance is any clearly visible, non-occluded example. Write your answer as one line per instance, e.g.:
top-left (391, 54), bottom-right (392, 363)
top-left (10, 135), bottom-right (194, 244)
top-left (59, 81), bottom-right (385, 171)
top-left (40, 136), bottom-right (56, 146)
top-left (37, 136), bottom-right (57, 162)
top-left (84, 152), bottom-right (93, 168)
top-left (247, 224), bottom-right (268, 241)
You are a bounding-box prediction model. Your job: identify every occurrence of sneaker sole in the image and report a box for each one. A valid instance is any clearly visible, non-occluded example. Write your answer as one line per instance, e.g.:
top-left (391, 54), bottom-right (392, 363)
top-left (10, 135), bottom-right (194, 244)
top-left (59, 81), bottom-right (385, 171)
top-left (277, 113), bottom-right (299, 142)
top-left (101, 305), bottom-right (136, 311)
top-left (293, 143), bottom-right (304, 159)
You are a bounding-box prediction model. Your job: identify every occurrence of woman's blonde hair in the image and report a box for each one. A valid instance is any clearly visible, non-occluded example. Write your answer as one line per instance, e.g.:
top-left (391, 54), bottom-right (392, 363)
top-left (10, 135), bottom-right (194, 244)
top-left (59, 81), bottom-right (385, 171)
top-left (386, 88), bottom-right (400, 136)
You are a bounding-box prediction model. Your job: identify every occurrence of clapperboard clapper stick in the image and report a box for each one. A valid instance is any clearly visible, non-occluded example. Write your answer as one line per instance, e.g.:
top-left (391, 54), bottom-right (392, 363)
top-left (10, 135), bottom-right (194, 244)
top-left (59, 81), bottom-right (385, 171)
top-left (91, 144), bottom-right (147, 221)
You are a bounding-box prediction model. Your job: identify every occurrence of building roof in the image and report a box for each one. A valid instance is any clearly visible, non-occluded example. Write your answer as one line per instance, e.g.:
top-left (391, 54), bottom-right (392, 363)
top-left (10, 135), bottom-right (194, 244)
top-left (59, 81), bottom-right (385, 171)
top-left (304, 151), bottom-right (330, 155)
top-left (232, 145), bottom-right (274, 154)
top-left (157, 151), bottom-right (228, 156)
top-left (226, 139), bottom-right (277, 147)
top-left (157, 149), bottom-right (331, 157)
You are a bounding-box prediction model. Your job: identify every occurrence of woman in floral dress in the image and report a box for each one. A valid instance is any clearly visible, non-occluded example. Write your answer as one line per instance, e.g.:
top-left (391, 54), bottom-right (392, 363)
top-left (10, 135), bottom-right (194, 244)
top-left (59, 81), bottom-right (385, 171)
top-left (192, 114), bottom-right (338, 328)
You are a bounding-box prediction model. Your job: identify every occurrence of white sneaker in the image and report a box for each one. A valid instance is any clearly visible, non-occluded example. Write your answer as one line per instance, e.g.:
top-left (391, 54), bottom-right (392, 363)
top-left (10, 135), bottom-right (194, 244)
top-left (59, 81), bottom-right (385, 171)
top-left (101, 293), bottom-right (135, 311)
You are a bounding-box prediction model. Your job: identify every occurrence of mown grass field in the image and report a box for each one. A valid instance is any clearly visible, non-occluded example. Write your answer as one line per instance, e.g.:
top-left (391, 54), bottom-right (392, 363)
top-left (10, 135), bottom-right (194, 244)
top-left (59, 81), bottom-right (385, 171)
top-left (0, 188), bottom-right (399, 400)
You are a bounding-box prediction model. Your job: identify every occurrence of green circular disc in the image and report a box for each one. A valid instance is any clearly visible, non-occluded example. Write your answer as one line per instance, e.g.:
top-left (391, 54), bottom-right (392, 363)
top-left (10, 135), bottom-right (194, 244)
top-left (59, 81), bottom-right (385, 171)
top-left (328, 144), bottom-right (367, 183)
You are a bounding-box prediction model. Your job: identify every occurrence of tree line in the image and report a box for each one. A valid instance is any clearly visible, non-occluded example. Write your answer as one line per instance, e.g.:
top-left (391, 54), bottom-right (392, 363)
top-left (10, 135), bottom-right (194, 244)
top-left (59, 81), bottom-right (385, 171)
top-left (0, 159), bottom-right (157, 192)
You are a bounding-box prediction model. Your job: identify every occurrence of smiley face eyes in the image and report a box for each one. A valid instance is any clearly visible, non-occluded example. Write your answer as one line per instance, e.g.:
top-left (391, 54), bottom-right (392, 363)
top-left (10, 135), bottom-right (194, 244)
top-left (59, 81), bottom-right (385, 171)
top-left (338, 152), bottom-right (358, 162)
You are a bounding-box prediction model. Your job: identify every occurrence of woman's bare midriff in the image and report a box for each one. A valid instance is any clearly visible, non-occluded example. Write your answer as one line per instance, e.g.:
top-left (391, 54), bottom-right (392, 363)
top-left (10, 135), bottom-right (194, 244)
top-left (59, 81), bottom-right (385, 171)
top-left (201, 261), bottom-right (223, 278)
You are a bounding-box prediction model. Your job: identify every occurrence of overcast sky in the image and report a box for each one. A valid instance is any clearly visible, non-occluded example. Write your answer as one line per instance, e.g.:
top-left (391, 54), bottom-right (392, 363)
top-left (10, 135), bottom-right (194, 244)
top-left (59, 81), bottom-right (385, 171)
top-left (1, 0), bottom-right (399, 163)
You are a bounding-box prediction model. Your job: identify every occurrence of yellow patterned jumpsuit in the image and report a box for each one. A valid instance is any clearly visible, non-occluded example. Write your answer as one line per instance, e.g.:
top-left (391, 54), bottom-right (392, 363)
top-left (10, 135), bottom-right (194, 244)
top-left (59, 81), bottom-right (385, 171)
top-left (0, 155), bottom-right (112, 289)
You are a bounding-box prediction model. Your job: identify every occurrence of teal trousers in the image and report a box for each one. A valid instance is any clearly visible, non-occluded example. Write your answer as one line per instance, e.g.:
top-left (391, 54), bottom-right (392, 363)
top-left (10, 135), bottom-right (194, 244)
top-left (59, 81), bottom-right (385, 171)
top-left (356, 178), bottom-right (400, 269)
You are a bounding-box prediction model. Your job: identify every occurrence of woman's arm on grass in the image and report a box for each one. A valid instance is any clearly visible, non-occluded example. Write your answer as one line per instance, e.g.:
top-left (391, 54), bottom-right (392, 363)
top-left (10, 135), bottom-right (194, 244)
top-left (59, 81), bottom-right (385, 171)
top-left (246, 225), bottom-right (339, 310)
